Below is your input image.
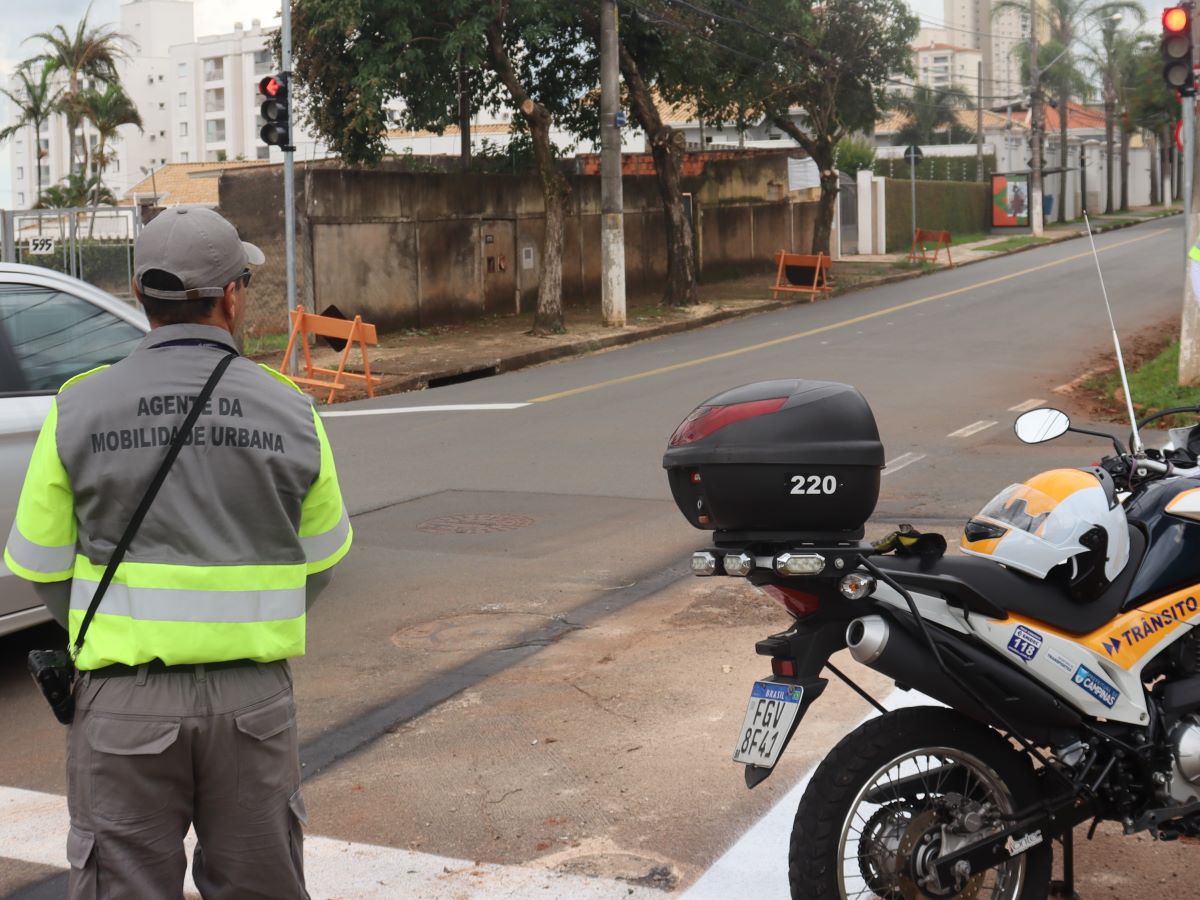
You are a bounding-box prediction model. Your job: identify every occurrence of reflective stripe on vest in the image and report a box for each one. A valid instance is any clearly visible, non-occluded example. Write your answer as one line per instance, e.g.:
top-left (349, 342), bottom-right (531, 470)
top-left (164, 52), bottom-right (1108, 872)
top-left (4, 522), bottom-right (75, 581)
top-left (300, 507), bottom-right (352, 571)
top-left (1190, 243), bottom-right (1200, 263)
top-left (69, 556), bottom-right (307, 669)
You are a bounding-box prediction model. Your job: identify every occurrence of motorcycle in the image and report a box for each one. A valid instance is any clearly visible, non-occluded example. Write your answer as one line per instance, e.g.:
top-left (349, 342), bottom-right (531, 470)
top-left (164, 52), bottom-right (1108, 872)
top-left (663, 224), bottom-right (1200, 899)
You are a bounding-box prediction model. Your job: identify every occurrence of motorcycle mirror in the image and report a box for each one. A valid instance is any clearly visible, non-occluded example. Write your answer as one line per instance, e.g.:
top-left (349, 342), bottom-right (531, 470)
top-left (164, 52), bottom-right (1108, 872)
top-left (1014, 408), bottom-right (1070, 444)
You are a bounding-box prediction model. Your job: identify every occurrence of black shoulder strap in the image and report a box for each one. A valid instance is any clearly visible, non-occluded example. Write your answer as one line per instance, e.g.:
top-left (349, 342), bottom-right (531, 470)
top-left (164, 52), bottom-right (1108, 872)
top-left (71, 352), bottom-right (237, 659)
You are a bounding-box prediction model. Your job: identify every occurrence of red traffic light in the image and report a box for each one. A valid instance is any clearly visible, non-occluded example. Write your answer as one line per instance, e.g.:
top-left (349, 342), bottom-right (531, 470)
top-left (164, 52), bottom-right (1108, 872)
top-left (1164, 7), bottom-right (1189, 32)
top-left (259, 76), bottom-right (283, 98)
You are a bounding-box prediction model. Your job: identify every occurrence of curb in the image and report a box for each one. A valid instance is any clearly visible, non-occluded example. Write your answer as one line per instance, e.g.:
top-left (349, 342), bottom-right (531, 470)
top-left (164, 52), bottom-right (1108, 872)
top-left (338, 210), bottom-right (1181, 401)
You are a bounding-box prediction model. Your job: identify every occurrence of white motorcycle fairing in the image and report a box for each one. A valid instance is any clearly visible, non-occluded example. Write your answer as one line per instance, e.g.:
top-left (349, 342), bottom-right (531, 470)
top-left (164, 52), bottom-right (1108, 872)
top-left (869, 580), bottom-right (1200, 726)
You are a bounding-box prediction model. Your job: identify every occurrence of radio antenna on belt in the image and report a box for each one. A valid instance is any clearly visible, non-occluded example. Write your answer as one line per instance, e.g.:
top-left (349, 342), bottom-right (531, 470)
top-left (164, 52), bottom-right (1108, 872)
top-left (1083, 212), bottom-right (1142, 455)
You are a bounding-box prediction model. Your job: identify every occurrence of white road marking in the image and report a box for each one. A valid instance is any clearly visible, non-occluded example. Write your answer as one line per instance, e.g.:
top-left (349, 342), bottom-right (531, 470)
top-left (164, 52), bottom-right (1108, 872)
top-left (682, 690), bottom-right (937, 900)
top-left (0, 786), bottom-right (661, 899)
top-left (321, 403), bottom-right (530, 418)
top-left (1008, 398), bottom-right (1046, 413)
top-left (947, 420), bottom-right (998, 439)
top-left (882, 452), bottom-right (926, 476)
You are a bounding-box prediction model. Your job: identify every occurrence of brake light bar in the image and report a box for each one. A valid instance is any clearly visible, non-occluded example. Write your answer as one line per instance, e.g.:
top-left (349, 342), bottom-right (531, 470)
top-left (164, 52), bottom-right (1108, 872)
top-left (668, 397), bottom-right (787, 447)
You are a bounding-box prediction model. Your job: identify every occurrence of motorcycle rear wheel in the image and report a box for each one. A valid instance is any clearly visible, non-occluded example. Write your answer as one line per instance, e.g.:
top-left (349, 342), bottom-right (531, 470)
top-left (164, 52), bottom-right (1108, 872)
top-left (788, 706), bottom-right (1052, 900)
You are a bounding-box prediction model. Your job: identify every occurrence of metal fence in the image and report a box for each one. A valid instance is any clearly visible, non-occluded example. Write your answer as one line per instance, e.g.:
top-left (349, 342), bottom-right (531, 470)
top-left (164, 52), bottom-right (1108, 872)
top-left (0, 206), bottom-right (143, 297)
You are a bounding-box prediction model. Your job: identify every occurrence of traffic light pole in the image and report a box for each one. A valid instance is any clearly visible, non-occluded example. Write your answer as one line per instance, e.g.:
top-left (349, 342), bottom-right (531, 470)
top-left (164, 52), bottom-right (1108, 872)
top-left (281, 0), bottom-right (298, 371)
top-left (1180, 3), bottom-right (1200, 384)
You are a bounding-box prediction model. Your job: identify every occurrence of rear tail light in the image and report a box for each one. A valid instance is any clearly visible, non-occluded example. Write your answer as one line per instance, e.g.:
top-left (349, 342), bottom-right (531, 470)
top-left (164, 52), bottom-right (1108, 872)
top-left (771, 658), bottom-right (797, 677)
top-left (759, 584), bottom-right (820, 618)
top-left (668, 397), bottom-right (787, 447)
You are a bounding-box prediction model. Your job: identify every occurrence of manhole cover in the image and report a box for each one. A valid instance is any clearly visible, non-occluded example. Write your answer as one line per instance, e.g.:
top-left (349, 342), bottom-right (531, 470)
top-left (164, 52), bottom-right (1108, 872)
top-left (417, 513), bottom-right (535, 534)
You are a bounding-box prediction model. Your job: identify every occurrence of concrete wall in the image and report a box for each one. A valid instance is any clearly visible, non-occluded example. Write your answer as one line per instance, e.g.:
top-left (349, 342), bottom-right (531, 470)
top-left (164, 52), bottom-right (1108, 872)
top-left (221, 156), bottom-right (820, 334)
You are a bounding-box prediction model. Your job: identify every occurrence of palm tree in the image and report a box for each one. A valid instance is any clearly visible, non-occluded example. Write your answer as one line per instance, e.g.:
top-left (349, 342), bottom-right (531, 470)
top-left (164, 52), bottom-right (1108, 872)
top-left (76, 83), bottom-right (142, 235)
top-left (994, 0), bottom-right (1141, 222)
top-left (0, 64), bottom-right (62, 219)
top-left (890, 85), bottom-right (973, 147)
top-left (25, 4), bottom-right (130, 176)
top-left (37, 172), bottom-right (115, 209)
top-left (1081, 12), bottom-right (1145, 212)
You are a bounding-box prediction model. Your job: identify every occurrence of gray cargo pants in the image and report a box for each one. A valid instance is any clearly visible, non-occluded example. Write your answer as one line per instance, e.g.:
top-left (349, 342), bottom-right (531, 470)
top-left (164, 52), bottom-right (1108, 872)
top-left (65, 660), bottom-right (308, 900)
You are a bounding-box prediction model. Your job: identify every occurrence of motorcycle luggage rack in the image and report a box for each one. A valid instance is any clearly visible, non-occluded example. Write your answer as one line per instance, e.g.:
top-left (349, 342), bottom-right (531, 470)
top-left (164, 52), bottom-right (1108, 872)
top-left (713, 528), bottom-right (866, 546)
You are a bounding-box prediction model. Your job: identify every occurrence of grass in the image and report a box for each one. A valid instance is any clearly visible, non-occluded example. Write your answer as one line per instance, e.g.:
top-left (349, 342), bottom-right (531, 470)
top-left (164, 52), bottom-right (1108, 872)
top-left (243, 332), bottom-right (288, 355)
top-left (1087, 340), bottom-right (1200, 426)
top-left (890, 259), bottom-right (939, 272)
top-left (974, 236), bottom-right (1053, 253)
top-left (949, 231), bottom-right (990, 246)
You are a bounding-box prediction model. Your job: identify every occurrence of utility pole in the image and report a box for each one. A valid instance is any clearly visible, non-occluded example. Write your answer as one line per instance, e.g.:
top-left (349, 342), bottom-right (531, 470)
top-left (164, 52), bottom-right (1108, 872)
top-left (1028, 10), bottom-right (1044, 237)
top-left (280, 0), bottom-right (298, 370)
top-left (599, 0), bottom-right (626, 327)
top-left (976, 60), bottom-right (984, 182)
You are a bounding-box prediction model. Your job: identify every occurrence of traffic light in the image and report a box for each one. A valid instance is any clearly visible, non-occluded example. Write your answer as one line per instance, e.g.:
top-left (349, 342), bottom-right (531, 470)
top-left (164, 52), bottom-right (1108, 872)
top-left (259, 74), bottom-right (291, 148)
top-left (1162, 5), bottom-right (1194, 96)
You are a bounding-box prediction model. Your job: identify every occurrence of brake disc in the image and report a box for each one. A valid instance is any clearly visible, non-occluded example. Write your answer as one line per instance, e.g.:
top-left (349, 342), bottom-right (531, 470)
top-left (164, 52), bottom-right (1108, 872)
top-left (895, 811), bottom-right (985, 900)
top-left (858, 802), bottom-right (916, 899)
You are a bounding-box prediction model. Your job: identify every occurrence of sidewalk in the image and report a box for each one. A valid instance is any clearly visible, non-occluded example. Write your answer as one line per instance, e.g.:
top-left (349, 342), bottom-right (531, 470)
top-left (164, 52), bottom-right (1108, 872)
top-left (255, 206), bottom-right (1179, 403)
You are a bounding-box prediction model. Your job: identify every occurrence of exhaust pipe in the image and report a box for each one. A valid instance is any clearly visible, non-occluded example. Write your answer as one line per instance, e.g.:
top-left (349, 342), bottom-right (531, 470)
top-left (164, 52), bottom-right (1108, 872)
top-left (846, 615), bottom-right (890, 665)
top-left (844, 614), bottom-right (1081, 738)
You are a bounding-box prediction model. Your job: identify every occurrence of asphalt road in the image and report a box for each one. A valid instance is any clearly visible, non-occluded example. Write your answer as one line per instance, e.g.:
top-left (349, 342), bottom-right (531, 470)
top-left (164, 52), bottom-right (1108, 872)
top-left (0, 217), bottom-right (1192, 898)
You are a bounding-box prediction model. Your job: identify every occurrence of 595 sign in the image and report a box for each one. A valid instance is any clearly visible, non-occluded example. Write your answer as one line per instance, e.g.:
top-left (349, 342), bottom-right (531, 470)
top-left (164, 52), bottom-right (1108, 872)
top-left (26, 238), bottom-right (57, 256)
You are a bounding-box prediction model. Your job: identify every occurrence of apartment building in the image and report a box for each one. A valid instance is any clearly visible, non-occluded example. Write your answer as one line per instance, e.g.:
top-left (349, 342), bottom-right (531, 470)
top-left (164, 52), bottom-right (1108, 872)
top-left (5, 0), bottom-right (325, 207)
top-left (912, 42), bottom-right (983, 94)
top-left (942, 0), bottom-right (1040, 103)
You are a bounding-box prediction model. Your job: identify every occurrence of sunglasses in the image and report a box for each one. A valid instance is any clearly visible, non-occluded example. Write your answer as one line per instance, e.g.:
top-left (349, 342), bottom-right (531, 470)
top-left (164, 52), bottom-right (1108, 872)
top-left (238, 268), bottom-right (253, 289)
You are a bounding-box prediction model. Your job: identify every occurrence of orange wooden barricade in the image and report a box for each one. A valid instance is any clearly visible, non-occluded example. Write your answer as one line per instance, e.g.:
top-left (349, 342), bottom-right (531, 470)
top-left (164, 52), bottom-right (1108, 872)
top-left (770, 251), bottom-right (833, 301)
top-left (280, 305), bottom-right (383, 404)
top-left (908, 229), bottom-right (954, 266)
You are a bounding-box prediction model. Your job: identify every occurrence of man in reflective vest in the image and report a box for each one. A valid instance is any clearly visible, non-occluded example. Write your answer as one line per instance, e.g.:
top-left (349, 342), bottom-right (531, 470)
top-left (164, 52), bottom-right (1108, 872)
top-left (5, 206), bottom-right (352, 899)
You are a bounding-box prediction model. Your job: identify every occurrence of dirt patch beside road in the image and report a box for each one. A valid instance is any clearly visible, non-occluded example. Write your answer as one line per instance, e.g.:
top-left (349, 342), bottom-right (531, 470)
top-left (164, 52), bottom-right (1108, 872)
top-left (301, 573), bottom-right (895, 889)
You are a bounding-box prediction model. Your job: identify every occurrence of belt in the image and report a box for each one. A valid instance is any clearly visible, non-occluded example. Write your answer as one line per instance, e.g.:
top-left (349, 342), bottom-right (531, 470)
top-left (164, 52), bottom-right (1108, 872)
top-left (86, 658), bottom-right (260, 678)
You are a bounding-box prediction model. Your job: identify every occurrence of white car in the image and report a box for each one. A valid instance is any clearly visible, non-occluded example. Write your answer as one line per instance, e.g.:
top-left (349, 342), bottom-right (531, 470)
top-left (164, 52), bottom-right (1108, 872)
top-left (0, 263), bottom-right (148, 636)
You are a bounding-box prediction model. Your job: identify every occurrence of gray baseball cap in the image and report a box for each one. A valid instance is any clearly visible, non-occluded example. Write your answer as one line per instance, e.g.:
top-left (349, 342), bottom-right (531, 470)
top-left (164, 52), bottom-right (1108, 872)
top-left (135, 206), bottom-right (265, 300)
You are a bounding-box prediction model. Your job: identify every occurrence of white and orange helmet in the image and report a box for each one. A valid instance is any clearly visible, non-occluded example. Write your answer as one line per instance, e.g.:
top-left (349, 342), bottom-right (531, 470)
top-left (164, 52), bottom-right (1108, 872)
top-left (960, 468), bottom-right (1129, 583)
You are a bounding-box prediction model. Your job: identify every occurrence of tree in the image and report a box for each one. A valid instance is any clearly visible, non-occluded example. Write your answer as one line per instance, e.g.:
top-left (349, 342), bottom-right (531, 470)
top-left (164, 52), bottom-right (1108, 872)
top-left (25, 4), bottom-right (129, 177)
top-left (0, 64), bottom-right (62, 216)
top-left (289, 0), bottom-right (595, 335)
top-left (76, 83), bottom-right (142, 235)
top-left (995, 0), bottom-right (1139, 222)
top-left (37, 172), bottom-right (115, 209)
top-left (702, 0), bottom-right (918, 255)
top-left (889, 85), bottom-right (973, 147)
top-left (1123, 37), bottom-right (1176, 206)
top-left (835, 135), bottom-right (876, 176)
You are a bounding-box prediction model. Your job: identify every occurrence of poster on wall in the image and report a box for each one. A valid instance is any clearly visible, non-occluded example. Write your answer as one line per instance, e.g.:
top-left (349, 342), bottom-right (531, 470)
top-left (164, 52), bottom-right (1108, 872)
top-left (991, 174), bottom-right (1029, 228)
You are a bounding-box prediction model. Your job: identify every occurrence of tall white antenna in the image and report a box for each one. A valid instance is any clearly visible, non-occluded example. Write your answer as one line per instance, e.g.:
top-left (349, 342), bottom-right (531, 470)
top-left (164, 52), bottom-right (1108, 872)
top-left (1083, 212), bottom-right (1142, 454)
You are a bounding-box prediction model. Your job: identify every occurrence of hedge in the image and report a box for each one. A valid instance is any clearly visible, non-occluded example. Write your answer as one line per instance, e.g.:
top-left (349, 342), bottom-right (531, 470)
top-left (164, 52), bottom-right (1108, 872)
top-left (18, 241), bottom-right (134, 296)
top-left (875, 154), bottom-right (996, 183)
top-left (884, 178), bottom-right (991, 252)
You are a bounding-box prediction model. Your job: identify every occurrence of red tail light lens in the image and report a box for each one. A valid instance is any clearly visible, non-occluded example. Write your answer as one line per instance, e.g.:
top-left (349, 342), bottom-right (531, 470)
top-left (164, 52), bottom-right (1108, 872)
top-left (759, 584), bottom-right (820, 618)
top-left (668, 397), bottom-right (787, 447)
top-left (771, 658), bottom-right (797, 677)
